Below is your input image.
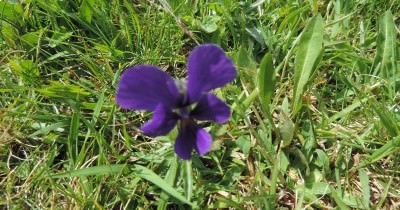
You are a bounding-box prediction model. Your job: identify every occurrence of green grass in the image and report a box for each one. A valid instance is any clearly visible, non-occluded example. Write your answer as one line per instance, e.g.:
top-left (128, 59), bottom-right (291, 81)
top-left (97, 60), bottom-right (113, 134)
top-left (1, 0), bottom-right (400, 209)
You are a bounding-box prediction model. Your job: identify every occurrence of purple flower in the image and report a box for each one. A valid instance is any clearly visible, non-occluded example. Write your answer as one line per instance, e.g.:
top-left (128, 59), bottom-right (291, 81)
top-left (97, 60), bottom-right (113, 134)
top-left (116, 44), bottom-right (236, 160)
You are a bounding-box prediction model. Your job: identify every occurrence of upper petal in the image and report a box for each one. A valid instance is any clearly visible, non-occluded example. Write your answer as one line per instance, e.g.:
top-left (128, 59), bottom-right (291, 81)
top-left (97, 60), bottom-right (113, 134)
top-left (116, 65), bottom-right (181, 111)
top-left (191, 93), bottom-right (231, 124)
top-left (174, 122), bottom-right (213, 160)
top-left (141, 105), bottom-right (178, 137)
top-left (187, 44), bottom-right (237, 102)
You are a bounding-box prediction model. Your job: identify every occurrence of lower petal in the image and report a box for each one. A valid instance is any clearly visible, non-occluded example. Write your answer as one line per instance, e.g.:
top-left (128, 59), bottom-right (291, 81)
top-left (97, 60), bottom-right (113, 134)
top-left (141, 105), bottom-right (178, 137)
top-left (174, 129), bottom-right (194, 160)
top-left (174, 122), bottom-right (212, 160)
top-left (194, 128), bottom-right (212, 156)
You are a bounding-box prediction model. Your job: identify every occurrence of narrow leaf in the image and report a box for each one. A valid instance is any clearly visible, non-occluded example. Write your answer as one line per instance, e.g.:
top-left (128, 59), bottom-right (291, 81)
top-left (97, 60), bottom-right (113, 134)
top-left (184, 160), bottom-right (193, 201)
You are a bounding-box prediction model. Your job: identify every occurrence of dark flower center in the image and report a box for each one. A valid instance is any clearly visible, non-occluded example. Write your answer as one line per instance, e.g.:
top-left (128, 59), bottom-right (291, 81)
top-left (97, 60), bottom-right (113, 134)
top-left (173, 78), bottom-right (199, 119)
top-left (176, 107), bottom-right (190, 119)
top-left (174, 97), bottom-right (198, 119)
top-left (180, 117), bottom-right (192, 129)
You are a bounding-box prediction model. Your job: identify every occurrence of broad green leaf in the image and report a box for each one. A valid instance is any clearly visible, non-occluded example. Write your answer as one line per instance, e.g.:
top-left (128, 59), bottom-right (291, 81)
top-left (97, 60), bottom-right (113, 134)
top-left (372, 11), bottom-right (398, 96)
top-left (199, 16), bottom-right (221, 33)
top-left (278, 113), bottom-right (295, 148)
top-left (79, 0), bottom-right (95, 23)
top-left (20, 31), bottom-right (40, 47)
top-left (246, 27), bottom-right (264, 45)
top-left (1, 22), bottom-right (19, 47)
top-left (295, 184), bottom-right (325, 208)
top-left (279, 152), bottom-right (289, 173)
top-left (220, 164), bottom-right (243, 186)
top-left (314, 149), bottom-right (330, 175)
top-left (281, 97), bottom-right (290, 116)
top-left (293, 14), bottom-right (324, 115)
top-left (329, 186), bottom-right (351, 210)
top-left (235, 47), bottom-right (257, 87)
top-left (0, 2), bottom-right (23, 24)
top-left (235, 135), bottom-right (251, 157)
top-left (51, 164), bottom-right (127, 178)
top-left (294, 148), bottom-right (310, 176)
top-left (310, 182), bottom-right (331, 195)
top-left (342, 194), bottom-right (364, 209)
top-left (207, 196), bottom-right (242, 209)
top-left (358, 169), bottom-right (370, 209)
top-left (9, 59), bottom-right (40, 84)
top-left (49, 31), bottom-right (73, 48)
top-left (258, 53), bottom-right (275, 112)
top-left (131, 165), bottom-right (192, 206)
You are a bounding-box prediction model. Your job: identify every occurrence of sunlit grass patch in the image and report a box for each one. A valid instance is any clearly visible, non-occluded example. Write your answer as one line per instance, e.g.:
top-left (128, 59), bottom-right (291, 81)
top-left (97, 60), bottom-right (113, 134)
top-left (1, 0), bottom-right (400, 209)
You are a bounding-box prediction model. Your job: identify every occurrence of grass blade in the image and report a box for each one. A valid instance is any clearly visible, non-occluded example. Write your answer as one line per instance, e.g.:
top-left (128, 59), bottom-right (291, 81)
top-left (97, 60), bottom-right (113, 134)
top-left (355, 136), bottom-right (400, 170)
top-left (372, 99), bottom-right (400, 136)
top-left (51, 164), bottom-right (127, 178)
top-left (131, 165), bottom-right (192, 206)
top-left (68, 110), bottom-right (80, 164)
top-left (325, 97), bottom-right (369, 124)
top-left (158, 158), bottom-right (179, 210)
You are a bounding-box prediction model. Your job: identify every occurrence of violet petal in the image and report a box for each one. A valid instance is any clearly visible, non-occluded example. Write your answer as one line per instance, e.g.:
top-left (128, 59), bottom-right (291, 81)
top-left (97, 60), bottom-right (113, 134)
top-left (174, 122), bottom-right (212, 159)
top-left (116, 65), bottom-right (180, 111)
top-left (187, 44), bottom-right (236, 102)
top-left (194, 127), bottom-right (212, 156)
top-left (191, 93), bottom-right (230, 123)
top-left (141, 105), bottom-right (178, 137)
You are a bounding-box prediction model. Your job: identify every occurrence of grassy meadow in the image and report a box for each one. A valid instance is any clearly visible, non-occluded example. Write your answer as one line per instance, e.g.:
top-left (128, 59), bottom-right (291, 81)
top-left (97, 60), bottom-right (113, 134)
top-left (1, 0), bottom-right (400, 209)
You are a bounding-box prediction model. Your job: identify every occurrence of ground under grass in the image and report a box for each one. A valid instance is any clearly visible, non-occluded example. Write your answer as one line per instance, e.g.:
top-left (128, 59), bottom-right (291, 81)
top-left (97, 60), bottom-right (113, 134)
top-left (1, 0), bottom-right (400, 209)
